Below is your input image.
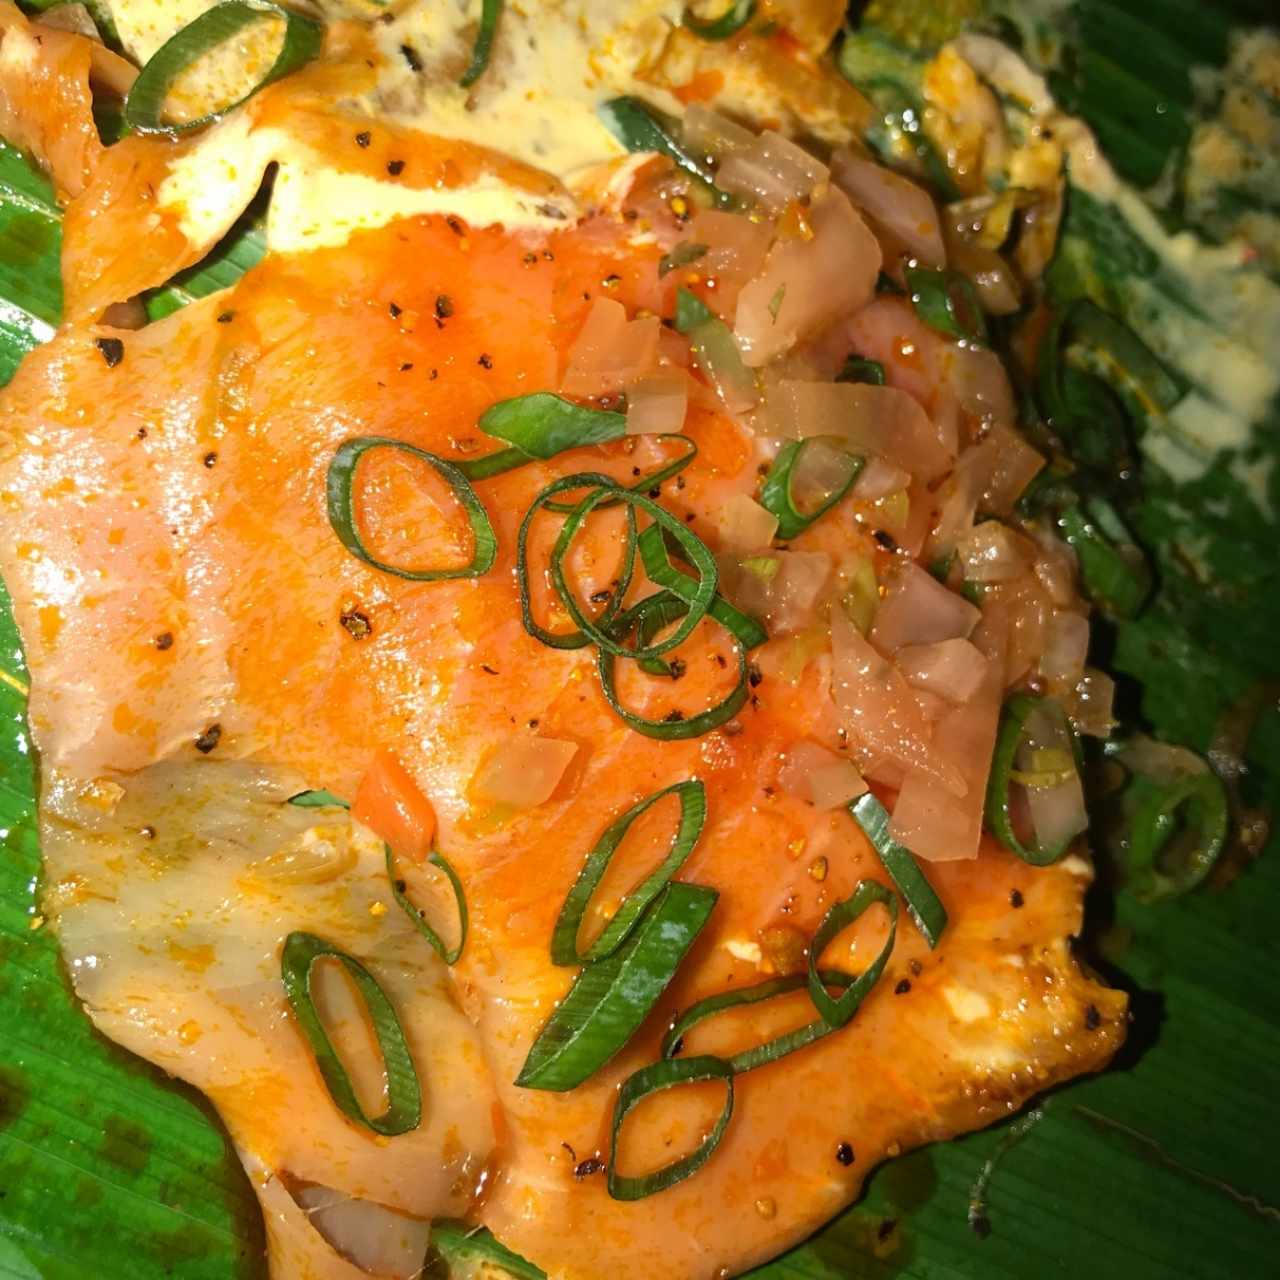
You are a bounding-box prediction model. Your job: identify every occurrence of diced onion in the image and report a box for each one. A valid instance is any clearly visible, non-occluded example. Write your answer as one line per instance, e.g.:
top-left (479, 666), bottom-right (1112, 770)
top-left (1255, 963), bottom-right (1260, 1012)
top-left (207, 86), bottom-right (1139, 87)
top-left (561, 298), bottom-right (658, 397)
top-left (895, 638), bottom-right (988, 703)
top-left (956, 520), bottom-right (1032, 584)
top-left (870, 562), bottom-right (980, 654)
top-left (251, 825), bottom-right (358, 885)
top-left (1070, 667), bottom-right (1116, 738)
top-left (1017, 702), bottom-right (1088, 850)
top-left (472, 737), bottom-right (578, 810)
top-left (728, 550), bottom-right (831, 634)
top-left (951, 421), bottom-right (1044, 515)
top-left (759, 380), bottom-right (951, 483)
top-left (735, 191), bottom-right (881, 368)
top-left (852, 456), bottom-right (911, 502)
top-left (290, 1183), bottom-right (432, 1279)
top-left (790, 438), bottom-right (862, 514)
top-left (1039, 610), bottom-right (1090, 685)
top-left (716, 492), bottom-right (779, 553)
top-left (681, 103), bottom-right (755, 161)
top-left (830, 150), bottom-right (945, 268)
top-left (717, 131), bottom-right (828, 213)
top-left (689, 209), bottom-right (773, 305)
top-left (779, 740), bottom-right (867, 810)
top-left (626, 371), bottom-right (689, 435)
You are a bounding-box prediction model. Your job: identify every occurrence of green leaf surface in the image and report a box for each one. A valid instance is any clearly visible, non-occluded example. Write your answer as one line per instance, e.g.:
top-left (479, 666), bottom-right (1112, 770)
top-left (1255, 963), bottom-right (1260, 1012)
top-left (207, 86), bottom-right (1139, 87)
top-left (1, 4), bottom-right (1279, 1276)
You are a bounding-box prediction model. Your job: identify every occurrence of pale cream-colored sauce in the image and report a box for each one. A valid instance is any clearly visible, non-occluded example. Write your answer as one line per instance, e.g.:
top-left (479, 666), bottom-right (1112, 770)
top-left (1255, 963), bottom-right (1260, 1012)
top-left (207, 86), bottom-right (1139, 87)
top-left (954, 33), bottom-right (1280, 502)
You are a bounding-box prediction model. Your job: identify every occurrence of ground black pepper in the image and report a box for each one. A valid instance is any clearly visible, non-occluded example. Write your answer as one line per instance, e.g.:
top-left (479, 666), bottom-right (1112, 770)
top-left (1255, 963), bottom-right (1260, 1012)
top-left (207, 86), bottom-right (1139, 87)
top-left (194, 724), bottom-right (222, 754)
top-left (95, 337), bottom-right (124, 367)
top-left (387, 159), bottom-right (405, 176)
top-left (835, 1142), bottom-right (854, 1166)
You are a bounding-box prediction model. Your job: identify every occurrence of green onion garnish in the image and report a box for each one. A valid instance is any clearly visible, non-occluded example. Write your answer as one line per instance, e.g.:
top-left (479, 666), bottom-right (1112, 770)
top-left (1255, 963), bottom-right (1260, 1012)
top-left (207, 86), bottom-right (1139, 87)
top-left (515, 882), bottom-right (718, 1092)
top-left (903, 266), bottom-right (988, 346)
top-left (608, 1055), bottom-right (734, 1201)
top-left (543, 436), bottom-right (700, 515)
top-left (280, 931), bottom-right (421, 1135)
top-left (682, 0), bottom-right (757, 40)
top-left (287, 789), bottom-right (347, 808)
top-left (598, 96), bottom-right (733, 208)
top-left (1102, 740), bottom-right (1229, 903)
top-left (837, 356), bottom-right (886, 386)
top-left (986, 694), bottom-right (1084, 865)
top-left (476, 392), bottom-right (626, 461)
top-left (807, 881), bottom-right (898, 1029)
top-left (459, 0), bottom-right (503, 88)
top-left (554, 487), bottom-right (718, 659)
top-left (848, 794), bottom-right (947, 948)
top-left (661, 970), bottom-right (856, 1073)
top-left (326, 437), bottom-right (497, 582)
top-left (516, 472), bottom-right (639, 650)
top-left (659, 242), bottom-right (710, 277)
top-left (551, 781), bottom-right (707, 966)
top-left (124, 0), bottom-right (323, 135)
top-left (386, 845), bottom-right (468, 965)
top-left (758, 440), bottom-right (864, 540)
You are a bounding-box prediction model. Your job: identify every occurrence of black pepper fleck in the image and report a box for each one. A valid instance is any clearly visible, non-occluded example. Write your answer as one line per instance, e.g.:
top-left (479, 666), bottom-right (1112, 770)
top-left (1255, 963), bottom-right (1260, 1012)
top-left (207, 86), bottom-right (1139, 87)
top-left (202, 451), bottom-right (217, 468)
top-left (194, 724), bottom-right (222, 754)
top-left (481, 663), bottom-right (499, 675)
top-left (340, 610), bottom-right (372, 640)
top-left (663, 709), bottom-right (685, 723)
top-left (478, 353), bottom-right (493, 369)
top-left (573, 1158), bottom-right (605, 1179)
top-left (668, 658), bottom-right (686, 681)
top-left (140, 825), bottom-right (156, 839)
top-left (447, 216), bottom-right (465, 236)
top-left (387, 159), bottom-right (405, 177)
top-left (873, 529), bottom-right (898, 552)
top-left (748, 663), bottom-right (763, 688)
top-left (435, 294), bottom-right (454, 319)
top-left (523, 251), bottom-right (538, 266)
top-left (389, 301), bottom-right (402, 318)
top-left (400, 43), bottom-right (423, 72)
top-left (154, 632), bottom-right (173, 651)
top-left (894, 978), bottom-right (912, 995)
top-left (909, 958), bottom-right (923, 976)
top-left (95, 337), bottom-right (124, 367)
top-left (589, 589), bottom-right (612, 604)
top-left (1010, 888), bottom-right (1025, 908)
top-left (216, 310), bottom-right (235, 324)
top-left (835, 1142), bottom-right (855, 1167)
top-left (1085, 1004), bottom-right (1101, 1030)
top-left (399, 362), bottom-right (414, 372)
top-left (355, 130), bottom-right (371, 148)
top-left (877, 1219), bottom-right (897, 1243)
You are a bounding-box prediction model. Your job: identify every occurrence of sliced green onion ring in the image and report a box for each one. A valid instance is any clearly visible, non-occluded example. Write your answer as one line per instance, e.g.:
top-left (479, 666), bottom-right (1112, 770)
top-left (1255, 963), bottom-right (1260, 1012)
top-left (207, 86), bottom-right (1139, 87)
top-left (598, 96), bottom-right (734, 208)
top-left (986, 694), bottom-right (1085, 865)
top-left (544, 434), bottom-right (698, 514)
top-left (903, 265), bottom-right (988, 346)
top-left (807, 880), bottom-right (898, 1029)
top-left (661, 970), bottom-right (856, 1073)
top-left (387, 845), bottom-right (469, 965)
top-left (608, 1055), bottom-right (734, 1201)
top-left (1103, 740), bottom-right (1229, 903)
top-left (1055, 498), bottom-right (1152, 621)
top-left (459, 0), bottom-right (503, 88)
top-left (551, 780), bottom-right (707, 966)
top-left (516, 882), bottom-right (719, 1092)
top-left (659, 242), bottom-right (710, 277)
top-left (124, 0), bottom-right (323, 135)
top-left (758, 439), bottom-right (864, 540)
top-left (848, 793), bottom-right (947, 948)
top-left (516, 472), bottom-right (639, 651)
top-left (598, 592), bottom-right (753, 740)
top-left (326, 437), bottom-right (497, 582)
top-left (288, 789), bottom-right (348, 809)
top-left (280, 931), bottom-right (421, 1136)
top-left (682, 0), bottom-right (756, 40)
top-left (456, 446), bottom-right (530, 482)
top-left (552, 486), bottom-right (718, 659)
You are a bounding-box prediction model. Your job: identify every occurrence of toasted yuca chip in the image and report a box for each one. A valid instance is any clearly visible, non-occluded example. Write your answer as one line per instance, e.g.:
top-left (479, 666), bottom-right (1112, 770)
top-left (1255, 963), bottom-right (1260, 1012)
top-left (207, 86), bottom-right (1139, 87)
top-left (0, 5), bottom-right (1126, 1279)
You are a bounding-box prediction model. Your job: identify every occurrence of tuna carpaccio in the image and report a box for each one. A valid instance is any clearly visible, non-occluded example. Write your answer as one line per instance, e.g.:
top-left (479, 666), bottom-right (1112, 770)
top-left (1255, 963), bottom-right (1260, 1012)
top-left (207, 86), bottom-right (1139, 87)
top-left (0, 3), bottom-right (1125, 1278)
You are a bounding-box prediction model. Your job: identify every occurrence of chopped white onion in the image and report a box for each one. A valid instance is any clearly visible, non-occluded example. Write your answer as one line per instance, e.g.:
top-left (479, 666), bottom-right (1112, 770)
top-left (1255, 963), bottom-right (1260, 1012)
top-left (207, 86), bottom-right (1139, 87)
top-left (716, 493), bottom-right (779, 554)
top-left (735, 190), bottom-right (881, 368)
top-left (779, 740), bottom-right (867, 809)
top-left (729, 549), bottom-right (832, 634)
top-left (472, 737), bottom-right (578, 810)
top-left (790, 438), bottom-right (861, 513)
top-left (830, 150), bottom-right (945, 268)
top-left (759, 379), bottom-right (951, 482)
top-left (830, 608), bottom-right (965, 796)
top-left (1071, 667), bottom-right (1117, 738)
top-left (947, 347), bottom-right (1017, 431)
top-left (561, 298), bottom-right (659, 397)
top-left (895, 638), bottom-right (988, 704)
top-left (681, 103), bottom-right (755, 161)
top-left (851, 455), bottom-right (911, 502)
top-left (717, 131), bottom-right (829, 213)
top-left (956, 520), bottom-right (1032, 584)
top-left (1017, 702), bottom-right (1088, 851)
top-left (625, 370), bottom-right (688, 435)
top-left (949, 421), bottom-right (1044, 516)
top-left (1039, 610), bottom-right (1090, 685)
top-left (290, 1183), bottom-right (432, 1279)
top-left (870, 562), bottom-right (980, 654)
top-left (687, 310), bottom-right (759, 415)
top-left (690, 209), bottom-right (773, 303)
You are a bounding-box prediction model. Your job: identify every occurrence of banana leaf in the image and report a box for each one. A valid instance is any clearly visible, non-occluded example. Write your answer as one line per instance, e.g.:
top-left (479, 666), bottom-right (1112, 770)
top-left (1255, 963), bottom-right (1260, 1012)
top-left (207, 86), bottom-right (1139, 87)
top-left (1, 3), bottom-right (1278, 1277)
